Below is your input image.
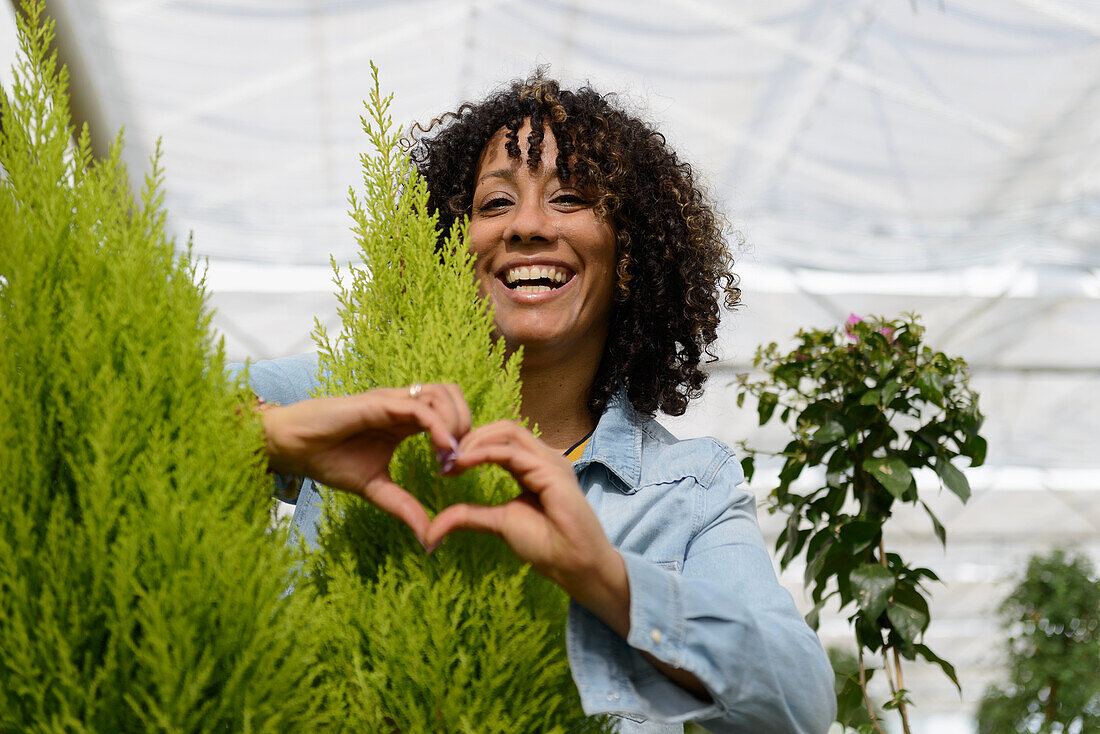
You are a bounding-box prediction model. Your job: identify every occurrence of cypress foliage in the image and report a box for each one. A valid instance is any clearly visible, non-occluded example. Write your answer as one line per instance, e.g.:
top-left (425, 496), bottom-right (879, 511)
top-left (306, 67), bottom-right (612, 733)
top-left (0, 5), bottom-right (328, 730)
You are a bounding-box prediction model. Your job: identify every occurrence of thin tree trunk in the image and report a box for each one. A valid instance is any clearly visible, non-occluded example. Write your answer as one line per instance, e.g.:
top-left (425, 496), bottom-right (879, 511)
top-left (893, 645), bottom-right (913, 734)
top-left (858, 647), bottom-right (887, 734)
top-left (878, 538), bottom-right (913, 734)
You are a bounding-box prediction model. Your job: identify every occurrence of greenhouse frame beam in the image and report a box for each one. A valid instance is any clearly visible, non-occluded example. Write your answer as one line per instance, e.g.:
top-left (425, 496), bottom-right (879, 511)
top-left (963, 293), bottom-right (1079, 367)
top-left (688, 110), bottom-right (909, 211)
top-left (668, 0), bottom-right (1020, 148)
top-left (157, 0), bottom-right (520, 136)
top-left (734, 0), bottom-right (884, 203)
top-left (1008, 0), bottom-right (1100, 37)
top-left (968, 66), bottom-right (1100, 226)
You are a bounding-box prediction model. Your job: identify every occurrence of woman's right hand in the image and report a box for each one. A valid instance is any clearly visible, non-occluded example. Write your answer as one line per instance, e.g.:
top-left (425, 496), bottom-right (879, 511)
top-left (260, 383), bottom-right (471, 546)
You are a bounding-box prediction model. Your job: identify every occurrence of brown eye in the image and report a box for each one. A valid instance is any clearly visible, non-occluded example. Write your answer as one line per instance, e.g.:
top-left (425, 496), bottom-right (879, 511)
top-left (553, 193), bottom-right (588, 206)
top-left (478, 196), bottom-right (511, 212)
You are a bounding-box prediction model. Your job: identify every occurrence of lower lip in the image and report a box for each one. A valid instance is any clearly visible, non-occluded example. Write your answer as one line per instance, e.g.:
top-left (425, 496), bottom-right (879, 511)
top-left (494, 275), bottom-right (576, 304)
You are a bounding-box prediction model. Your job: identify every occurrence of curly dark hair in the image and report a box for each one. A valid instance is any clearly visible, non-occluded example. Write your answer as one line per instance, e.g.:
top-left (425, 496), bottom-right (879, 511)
top-left (406, 72), bottom-right (740, 417)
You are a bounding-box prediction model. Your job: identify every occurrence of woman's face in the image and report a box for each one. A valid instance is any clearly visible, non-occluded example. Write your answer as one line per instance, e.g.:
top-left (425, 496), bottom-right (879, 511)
top-left (467, 121), bottom-right (616, 362)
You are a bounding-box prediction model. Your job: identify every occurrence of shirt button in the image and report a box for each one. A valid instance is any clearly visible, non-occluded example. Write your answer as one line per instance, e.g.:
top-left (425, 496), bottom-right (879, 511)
top-left (607, 692), bottom-right (620, 702)
top-left (651, 628), bottom-right (662, 644)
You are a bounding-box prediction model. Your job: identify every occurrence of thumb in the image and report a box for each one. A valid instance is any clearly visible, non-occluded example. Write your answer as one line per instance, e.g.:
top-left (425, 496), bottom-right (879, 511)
top-left (423, 502), bottom-right (507, 550)
top-left (361, 476), bottom-right (433, 547)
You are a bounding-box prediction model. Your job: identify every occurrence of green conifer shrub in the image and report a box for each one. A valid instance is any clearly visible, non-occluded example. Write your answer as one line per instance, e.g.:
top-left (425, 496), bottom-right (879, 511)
top-left (0, 5), bottom-right (328, 730)
top-left (303, 67), bottom-right (612, 733)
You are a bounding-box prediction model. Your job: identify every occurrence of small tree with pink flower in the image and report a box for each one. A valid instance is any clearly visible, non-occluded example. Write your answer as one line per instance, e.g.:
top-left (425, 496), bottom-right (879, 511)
top-left (737, 314), bottom-right (986, 734)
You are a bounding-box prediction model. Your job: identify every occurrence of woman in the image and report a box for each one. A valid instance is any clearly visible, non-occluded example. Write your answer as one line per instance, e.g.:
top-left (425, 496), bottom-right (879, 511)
top-left (253, 75), bottom-right (835, 733)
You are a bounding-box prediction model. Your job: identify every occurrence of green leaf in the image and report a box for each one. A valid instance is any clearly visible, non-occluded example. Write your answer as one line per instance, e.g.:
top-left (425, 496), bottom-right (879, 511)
top-left (779, 448), bottom-right (808, 485)
top-left (740, 455), bottom-right (755, 482)
top-left (774, 363), bottom-right (801, 388)
top-left (779, 509), bottom-right (803, 566)
top-left (855, 609), bottom-right (885, 652)
top-left (804, 598), bottom-right (827, 631)
top-left (851, 564), bottom-right (895, 620)
top-left (965, 434), bottom-right (987, 466)
top-left (935, 457), bottom-right (970, 502)
top-left (915, 643), bottom-right (960, 692)
top-left (917, 369), bottom-right (944, 406)
top-left (736, 391), bottom-right (745, 408)
top-left (829, 650), bottom-right (860, 679)
top-left (813, 420), bottom-right (845, 444)
top-left (859, 389), bottom-right (880, 406)
top-left (892, 585), bottom-right (930, 619)
top-left (921, 500), bottom-right (947, 547)
top-left (880, 380), bottom-right (901, 406)
top-left (908, 566), bottom-right (941, 584)
top-left (800, 400), bottom-right (832, 425)
top-left (839, 519), bottom-right (880, 551)
top-left (757, 392), bottom-right (778, 426)
top-left (862, 457), bottom-right (914, 500)
top-left (803, 538), bottom-right (836, 591)
top-left (887, 602), bottom-right (928, 645)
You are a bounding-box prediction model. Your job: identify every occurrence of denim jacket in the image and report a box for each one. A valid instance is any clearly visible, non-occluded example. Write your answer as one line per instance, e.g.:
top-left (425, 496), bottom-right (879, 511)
top-left (238, 354), bottom-right (836, 734)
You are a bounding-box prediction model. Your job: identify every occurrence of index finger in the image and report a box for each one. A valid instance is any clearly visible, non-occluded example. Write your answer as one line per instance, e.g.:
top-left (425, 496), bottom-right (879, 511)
top-left (376, 395), bottom-right (463, 454)
top-left (417, 383), bottom-right (472, 441)
top-left (441, 383), bottom-right (473, 437)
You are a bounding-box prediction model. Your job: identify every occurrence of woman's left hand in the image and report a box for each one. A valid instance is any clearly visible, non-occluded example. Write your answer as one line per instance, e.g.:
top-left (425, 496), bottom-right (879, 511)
top-left (424, 420), bottom-right (631, 637)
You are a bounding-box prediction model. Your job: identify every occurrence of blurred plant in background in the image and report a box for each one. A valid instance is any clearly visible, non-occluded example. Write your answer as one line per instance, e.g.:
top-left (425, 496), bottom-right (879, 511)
top-left (737, 314), bottom-right (986, 734)
top-left (978, 550), bottom-right (1100, 734)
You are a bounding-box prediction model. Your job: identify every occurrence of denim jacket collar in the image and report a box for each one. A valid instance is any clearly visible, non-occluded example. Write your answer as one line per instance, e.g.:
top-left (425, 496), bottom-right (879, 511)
top-left (572, 392), bottom-right (643, 495)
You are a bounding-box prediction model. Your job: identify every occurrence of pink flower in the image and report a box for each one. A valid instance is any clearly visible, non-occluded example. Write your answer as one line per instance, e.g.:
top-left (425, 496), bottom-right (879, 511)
top-left (845, 313), bottom-right (863, 341)
top-left (878, 326), bottom-right (896, 343)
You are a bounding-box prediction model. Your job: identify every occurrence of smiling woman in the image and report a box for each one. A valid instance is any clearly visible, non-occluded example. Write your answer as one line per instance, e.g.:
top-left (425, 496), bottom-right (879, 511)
top-left (255, 73), bottom-right (837, 733)
top-left (466, 120), bottom-right (618, 450)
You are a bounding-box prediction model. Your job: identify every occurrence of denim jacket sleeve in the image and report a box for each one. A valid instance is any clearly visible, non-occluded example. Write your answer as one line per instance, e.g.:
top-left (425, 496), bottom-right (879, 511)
top-left (568, 401), bottom-right (836, 733)
top-left (227, 353), bottom-right (323, 505)
top-left (624, 460), bottom-right (834, 733)
top-left (227, 353), bottom-right (322, 410)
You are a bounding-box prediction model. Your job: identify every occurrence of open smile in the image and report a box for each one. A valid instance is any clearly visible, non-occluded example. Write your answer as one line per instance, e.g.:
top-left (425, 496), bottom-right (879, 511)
top-left (497, 263), bottom-right (576, 296)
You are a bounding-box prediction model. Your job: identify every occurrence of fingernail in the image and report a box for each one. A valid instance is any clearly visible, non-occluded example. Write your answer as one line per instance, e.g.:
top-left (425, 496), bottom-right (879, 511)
top-left (425, 540), bottom-right (441, 555)
top-left (435, 448), bottom-right (457, 474)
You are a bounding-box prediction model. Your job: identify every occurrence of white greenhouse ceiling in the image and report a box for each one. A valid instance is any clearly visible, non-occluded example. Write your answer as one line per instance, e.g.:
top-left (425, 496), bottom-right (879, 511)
top-left (2, 1), bottom-right (1098, 729)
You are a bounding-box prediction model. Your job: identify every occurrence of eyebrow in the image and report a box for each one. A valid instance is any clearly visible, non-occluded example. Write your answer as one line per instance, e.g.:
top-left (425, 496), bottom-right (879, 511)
top-left (476, 165), bottom-right (565, 187)
top-left (476, 168), bottom-right (515, 186)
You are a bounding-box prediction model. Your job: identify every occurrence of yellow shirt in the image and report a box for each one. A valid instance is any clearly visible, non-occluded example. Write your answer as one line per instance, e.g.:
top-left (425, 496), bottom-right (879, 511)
top-left (564, 435), bottom-right (591, 462)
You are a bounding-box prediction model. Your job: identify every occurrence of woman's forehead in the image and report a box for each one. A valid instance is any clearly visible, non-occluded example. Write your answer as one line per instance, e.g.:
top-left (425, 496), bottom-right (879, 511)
top-left (477, 121), bottom-right (561, 174)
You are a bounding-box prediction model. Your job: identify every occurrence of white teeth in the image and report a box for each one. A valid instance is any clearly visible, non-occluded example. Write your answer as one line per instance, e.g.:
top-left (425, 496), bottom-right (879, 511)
top-left (503, 265), bottom-right (572, 285)
top-left (515, 284), bottom-right (552, 294)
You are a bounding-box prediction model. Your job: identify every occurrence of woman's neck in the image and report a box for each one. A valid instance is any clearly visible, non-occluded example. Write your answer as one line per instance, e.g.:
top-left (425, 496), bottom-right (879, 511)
top-left (517, 352), bottom-right (599, 453)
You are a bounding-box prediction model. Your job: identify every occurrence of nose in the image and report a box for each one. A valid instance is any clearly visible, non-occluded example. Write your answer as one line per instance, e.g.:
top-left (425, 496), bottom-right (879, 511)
top-left (503, 196), bottom-right (555, 246)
